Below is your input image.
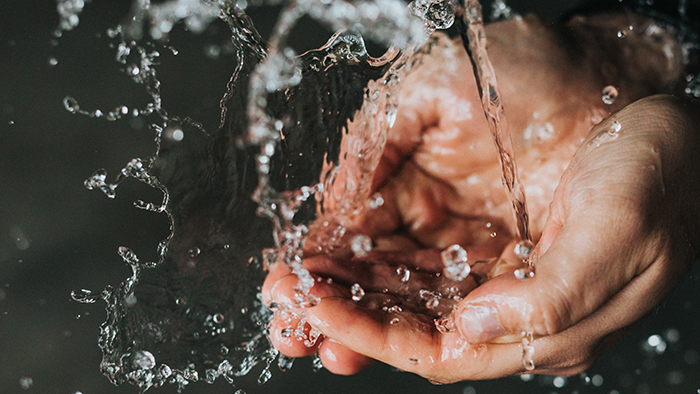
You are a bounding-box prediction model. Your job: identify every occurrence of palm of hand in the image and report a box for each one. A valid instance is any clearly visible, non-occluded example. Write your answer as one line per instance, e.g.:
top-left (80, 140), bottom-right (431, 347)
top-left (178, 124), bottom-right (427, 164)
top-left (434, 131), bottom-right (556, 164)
top-left (263, 16), bottom-right (699, 383)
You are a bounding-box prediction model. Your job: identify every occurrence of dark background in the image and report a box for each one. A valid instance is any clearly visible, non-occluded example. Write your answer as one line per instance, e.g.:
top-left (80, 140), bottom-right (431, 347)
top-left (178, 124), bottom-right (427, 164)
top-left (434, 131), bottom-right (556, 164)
top-left (1, 0), bottom-right (699, 393)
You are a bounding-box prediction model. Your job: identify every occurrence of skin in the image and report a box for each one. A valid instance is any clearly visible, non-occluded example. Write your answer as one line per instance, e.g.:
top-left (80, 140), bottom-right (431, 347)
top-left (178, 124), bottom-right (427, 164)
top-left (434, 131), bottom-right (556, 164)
top-left (262, 12), bottom-right (700, 382)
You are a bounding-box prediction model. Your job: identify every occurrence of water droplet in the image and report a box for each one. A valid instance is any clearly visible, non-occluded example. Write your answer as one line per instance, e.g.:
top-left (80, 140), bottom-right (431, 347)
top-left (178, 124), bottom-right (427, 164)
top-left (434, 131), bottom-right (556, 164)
top-left (490, 0), bottom-right (515, 21)
top-left (204, 44), bottom-right (221, 59)
top-left (591, 374), bottom-right (604, 386)
top-left (602, 85), bottom-right (618, 105)
top-left (368, 192), bottom-right (385, 209)
top-left (350, 235), bottom-right (372, 258)
top-left (71, 289), bottom-right (100, 304)
top-left (118, 246), bottom-right (139, 265)
top-left (213, 313), bottom-right (224, 324)
top-left (351, 283), bottom-right (365, 302)
top-left (421, 289), bottom-right (441, 309)
top-left (489, 232), bottom-right (497, 238)
top-left (611, 120), bottom-right (622, 133)
top-left (514, 268), bottom-right (535, 280)
top-left (133, 350), bottom-right (156, 370)
top-left (514, 240), bottom-right (533, 260)
top-left (63, 96), bottom-right (80, 113)
top-left (411, 0), bottom-right (455, 30)
top-left (521, 332), bottom-right (535, 371)
top-left (434, 314), bottom-right (455, 333)
top-left (552, 376), bottom-right (567, 388)
top-left (48, 57), bottom-right (58, 66)
top-left (124, 293), bottom-right (137, 307)
top-left (278, 354), bottom-right (294, 371)
top-left (390, 317), bottom-right (400, 325)
top-left (281, 328), bottom-right (293, 338)
top-left (19, 377), bottom-right (33, 390)
top-left (172, 129), bottom-right (184, 141)
top-left (617, 30), bottom-right (626, 38)
top-left (441, 244), bottom-right (470, 281)
top-left (396, 265), bottom-right (410, 283)
top-left (188, 247), bottom-right (200, 258)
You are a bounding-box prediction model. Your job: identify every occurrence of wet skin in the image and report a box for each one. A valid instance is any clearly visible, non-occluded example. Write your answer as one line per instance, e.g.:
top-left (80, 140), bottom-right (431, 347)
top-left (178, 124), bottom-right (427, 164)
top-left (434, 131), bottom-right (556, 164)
top-left (262, 13), bottom-right (700, 382)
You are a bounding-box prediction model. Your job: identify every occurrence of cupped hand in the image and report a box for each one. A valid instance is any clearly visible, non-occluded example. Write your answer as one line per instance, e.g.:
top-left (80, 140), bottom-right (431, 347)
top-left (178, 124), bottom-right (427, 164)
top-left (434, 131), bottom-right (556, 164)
top-left (262, 15), bottom-right (700, 382)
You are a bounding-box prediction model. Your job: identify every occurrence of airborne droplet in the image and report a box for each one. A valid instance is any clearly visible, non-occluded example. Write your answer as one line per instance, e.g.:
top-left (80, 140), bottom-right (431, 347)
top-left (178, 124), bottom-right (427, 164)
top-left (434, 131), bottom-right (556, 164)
top-left (602, 85), bottom-right (618, 105)
top-left (441, 244), bottom-right (470, 281)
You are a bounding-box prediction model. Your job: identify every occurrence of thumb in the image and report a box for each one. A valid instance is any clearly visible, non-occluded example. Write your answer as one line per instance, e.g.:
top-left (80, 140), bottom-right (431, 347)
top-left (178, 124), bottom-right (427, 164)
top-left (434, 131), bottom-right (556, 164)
top-left (455, 206), bottom-right (645, 343)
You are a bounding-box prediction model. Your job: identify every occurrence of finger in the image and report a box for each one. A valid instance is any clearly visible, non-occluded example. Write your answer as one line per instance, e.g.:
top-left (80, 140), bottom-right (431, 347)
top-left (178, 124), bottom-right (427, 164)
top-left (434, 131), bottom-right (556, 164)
top-left (318, 339), bottom-right (375, 375)
top-left (261, 258), bottom-right (293, 306)
top-left (269, 312), bottom-right (323, 358)
top-left (302, 280), bottom-right (528, 382)
top-left (453, 110), bottom-right (687, 344)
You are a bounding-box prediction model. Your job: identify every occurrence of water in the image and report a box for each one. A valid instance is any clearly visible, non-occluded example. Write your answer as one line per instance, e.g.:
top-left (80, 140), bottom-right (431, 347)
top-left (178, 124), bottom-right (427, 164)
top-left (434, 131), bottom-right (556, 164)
top-left (454, 0), bottom-right (532, 246)
top-left (60, 0), bottom-right (668, 388)
top-left (63, 0), bottom-right (430, 390)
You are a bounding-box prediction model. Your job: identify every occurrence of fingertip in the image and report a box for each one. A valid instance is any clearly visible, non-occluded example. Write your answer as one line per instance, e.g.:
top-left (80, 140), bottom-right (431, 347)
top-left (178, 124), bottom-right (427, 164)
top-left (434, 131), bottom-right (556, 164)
top-left (269, 316), bottom-right (322, 358)
top-left (319, 339), bottom-right (375, 375)
top-left (456, 303), bottom-right (506, 343)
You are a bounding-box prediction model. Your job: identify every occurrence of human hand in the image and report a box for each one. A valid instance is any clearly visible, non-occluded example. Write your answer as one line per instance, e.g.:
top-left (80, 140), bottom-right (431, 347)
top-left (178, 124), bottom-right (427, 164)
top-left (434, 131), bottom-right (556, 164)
top-left (262, 15), bottom-right (700, 382)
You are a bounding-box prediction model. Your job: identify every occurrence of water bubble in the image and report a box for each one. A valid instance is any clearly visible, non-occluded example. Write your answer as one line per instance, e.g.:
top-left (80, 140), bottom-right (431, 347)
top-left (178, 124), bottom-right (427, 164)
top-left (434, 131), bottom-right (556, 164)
top-left (514, 240), bottom-right (533, 260)
top-left (441, 244), bottom-right (470, 281)
top-left (133, 350), bottom-right (156, 370)
top-left (617, 30), bottom-right (626, 38)
top-left (520, 374), bottom-right (535, 382)
top-left (188, 247), bottom-right (200, 258)
top-left (19, 377), bottom-right (33, 390)
top-left (48, 57), bottom-right (58, 66)
top-left (390, 317), bottom-right (400, 325)
top-left (350, 235), bottom-right (372, 258)
top-left (462, 386), bottom-right (477, 394)
top-left (351, 283), bottom-right (365, 302)
top-left (602, 85), bottom-right (619, 105)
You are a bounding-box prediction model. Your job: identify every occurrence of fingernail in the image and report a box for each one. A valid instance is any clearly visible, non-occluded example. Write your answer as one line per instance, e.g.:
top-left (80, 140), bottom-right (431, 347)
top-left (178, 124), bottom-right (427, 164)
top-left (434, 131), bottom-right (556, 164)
top-left (458, 305), bottom-right (504, 343)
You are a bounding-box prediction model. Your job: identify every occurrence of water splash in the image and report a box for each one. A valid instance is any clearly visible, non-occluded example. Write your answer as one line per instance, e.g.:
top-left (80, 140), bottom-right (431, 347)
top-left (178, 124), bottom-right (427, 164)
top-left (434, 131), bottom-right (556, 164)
top-left (55, 0), bottom-right (89, 37)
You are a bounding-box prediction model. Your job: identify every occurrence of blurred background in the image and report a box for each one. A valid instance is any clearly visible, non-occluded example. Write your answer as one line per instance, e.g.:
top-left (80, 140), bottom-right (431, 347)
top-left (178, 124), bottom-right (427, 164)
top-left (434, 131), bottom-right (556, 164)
top-left (1, 0), bottom-right (699, 393)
